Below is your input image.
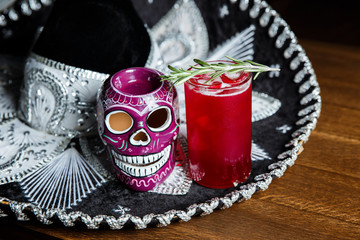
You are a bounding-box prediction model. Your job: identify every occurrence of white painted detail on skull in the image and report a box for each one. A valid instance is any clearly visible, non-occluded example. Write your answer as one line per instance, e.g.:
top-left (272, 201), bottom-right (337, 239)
top-left (129, 128), bottom-right (151, 146)
top-left (146, 106), bottom-right (172, 132)
top-left (112, 145), bottom-right (171, 177)
top-left (105, 110), bottom-right (134, 135)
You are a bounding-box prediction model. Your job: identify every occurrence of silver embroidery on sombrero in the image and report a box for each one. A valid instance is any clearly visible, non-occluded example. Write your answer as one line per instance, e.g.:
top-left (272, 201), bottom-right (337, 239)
top-left (149, 136), bottom-right (192, 195)
top-left (149, 0), bottom-right (209, 137)
top-left (79, 137), bottom-right (115, 181)
top-left (252, 91), bottom-right (281, 122)
top-left (20, 147), bottom-right (106, 210)
top-left (112, 205), bottom-right (131, 216)
top-left (144, 28), bottom-right (166, 73)
top-left (17, 54), bottom-right (110, 137)
top-left (0, 0), bottom-right (53, 28)
top-left (251, 141), bottom-right (271, 161)
top-left (268, 64), bottom-right (281, 78)
top-left (18, 68), bottom-right (67, 133)
top-left (207, 25), bottom-right (256, 61)
top-left (151, 0), bottom-right (209, 70)
top-left (149, 162), bottom-right (192, 195)
top-left (0, 118), bottom-right (69, 184)
top-left (276, 124), bottom-right (292, 134)
top-left (0, 86), bottom-right (16, 120)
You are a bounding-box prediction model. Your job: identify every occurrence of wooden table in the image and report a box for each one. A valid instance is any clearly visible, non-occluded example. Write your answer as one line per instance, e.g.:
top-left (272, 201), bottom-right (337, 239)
top-left (1, 39), bottom-right (359, 239)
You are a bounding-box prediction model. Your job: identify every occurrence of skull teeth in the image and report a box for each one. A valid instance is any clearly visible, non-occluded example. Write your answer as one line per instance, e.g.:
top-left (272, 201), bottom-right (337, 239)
top-left (112, 145), bottom-right (171, 177)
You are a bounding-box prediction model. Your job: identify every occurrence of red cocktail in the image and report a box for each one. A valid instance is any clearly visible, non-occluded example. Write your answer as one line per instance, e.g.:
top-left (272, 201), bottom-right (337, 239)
top-left (185, 67), bottom-right (252, 188)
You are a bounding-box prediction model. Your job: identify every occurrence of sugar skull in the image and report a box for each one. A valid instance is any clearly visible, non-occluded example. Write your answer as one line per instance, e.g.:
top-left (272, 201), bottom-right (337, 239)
top-left (97, 67), bottom-right (179, 191)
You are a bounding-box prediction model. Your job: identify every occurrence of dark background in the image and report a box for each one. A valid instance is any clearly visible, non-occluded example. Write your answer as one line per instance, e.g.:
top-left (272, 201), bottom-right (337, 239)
top-left (268, 0), bottom-right (360, 46)
top-left (1, 0), bottom-right (359, 56)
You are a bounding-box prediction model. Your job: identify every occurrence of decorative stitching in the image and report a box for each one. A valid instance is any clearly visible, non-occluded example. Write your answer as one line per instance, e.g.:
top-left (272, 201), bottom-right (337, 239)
top-left (0, 0), bottom-right (321, 229)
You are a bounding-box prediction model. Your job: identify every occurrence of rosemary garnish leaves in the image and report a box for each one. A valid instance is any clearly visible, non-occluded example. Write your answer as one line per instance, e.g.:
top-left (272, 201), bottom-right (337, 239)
top-left (161, 56), bottom-right (280, 86)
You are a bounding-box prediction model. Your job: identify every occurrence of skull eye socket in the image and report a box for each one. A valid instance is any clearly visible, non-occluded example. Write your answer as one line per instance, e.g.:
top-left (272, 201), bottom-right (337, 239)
top-left (105, 111), bottom-right (133, 134)
top-left (146, 106), bottom-right (172, 132)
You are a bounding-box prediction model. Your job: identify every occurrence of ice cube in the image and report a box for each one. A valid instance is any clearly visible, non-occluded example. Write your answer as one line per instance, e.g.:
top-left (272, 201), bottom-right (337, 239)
top-left (221, 71), bottom-right (250, 85)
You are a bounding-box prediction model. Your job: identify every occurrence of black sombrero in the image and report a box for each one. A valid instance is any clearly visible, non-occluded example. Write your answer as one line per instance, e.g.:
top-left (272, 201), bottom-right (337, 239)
top-left (0, 0), bottom-right (321, 229)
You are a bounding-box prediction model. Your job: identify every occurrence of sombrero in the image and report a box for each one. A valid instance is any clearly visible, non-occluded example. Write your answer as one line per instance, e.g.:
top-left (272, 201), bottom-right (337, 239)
top-left (0, 0), bottom-right (321, 229)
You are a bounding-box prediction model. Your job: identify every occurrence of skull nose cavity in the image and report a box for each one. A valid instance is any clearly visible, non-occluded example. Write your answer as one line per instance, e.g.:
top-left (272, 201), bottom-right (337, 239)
top-left (130, 129), bottom-right (150, 146)
top-left (134, 132), bottom-right (147, 141)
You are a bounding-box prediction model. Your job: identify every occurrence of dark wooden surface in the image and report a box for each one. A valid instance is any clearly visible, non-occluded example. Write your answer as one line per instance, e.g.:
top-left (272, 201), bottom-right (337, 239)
top-left (1, 0), bottom-right (360, 237)
top-left (0, 39), bottom-right (359, 240)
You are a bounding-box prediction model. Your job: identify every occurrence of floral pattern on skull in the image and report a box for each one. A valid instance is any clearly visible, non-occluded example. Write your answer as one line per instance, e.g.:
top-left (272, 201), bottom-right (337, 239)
top-left (97, 67), bottom-right (179, 191)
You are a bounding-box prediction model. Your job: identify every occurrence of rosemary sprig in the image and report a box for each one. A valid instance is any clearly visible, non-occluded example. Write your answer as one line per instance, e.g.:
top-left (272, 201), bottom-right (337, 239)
top-left (161, 56), bottom-right (280, 86)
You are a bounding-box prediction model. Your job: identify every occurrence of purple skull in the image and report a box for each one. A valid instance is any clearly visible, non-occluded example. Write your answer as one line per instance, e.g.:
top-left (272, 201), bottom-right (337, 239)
top-left (97, 67), bottom-right (179, 191)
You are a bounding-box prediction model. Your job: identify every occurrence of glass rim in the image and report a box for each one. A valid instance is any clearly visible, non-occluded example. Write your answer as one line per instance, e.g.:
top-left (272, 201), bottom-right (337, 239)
top-left (185, 60), bottom-right (253, 90)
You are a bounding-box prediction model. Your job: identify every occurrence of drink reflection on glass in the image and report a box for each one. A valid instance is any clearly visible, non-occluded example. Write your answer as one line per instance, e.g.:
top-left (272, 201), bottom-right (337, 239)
top-left (184, 63), bottom-right (252, 188)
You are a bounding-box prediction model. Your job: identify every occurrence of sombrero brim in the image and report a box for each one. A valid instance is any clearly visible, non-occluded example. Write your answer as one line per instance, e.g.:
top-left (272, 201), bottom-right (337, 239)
top-left (0, 0), bottom-right (320, 229)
